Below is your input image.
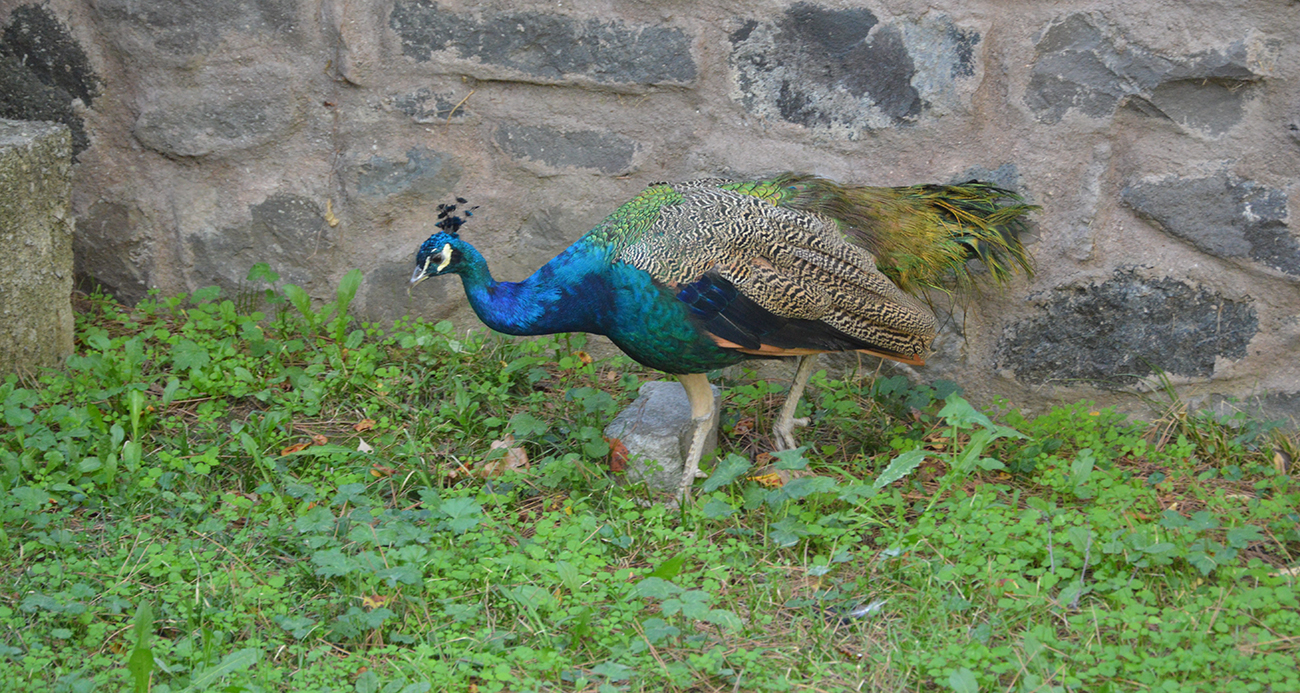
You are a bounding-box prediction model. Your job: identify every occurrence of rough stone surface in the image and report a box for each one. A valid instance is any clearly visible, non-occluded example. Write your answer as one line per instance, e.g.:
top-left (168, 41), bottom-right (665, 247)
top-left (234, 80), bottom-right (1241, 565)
top-left (0, 0), bottom-right (1297, 425)
top-left (73, 201), bottom-right (150, 304)
top-left (1026, 13), bottom-right (1277, 136)
top-left (0, 6), bottom-right (97, 153)
top-left (353, 147), bottom-right (461, 199)
top-left (495, 124), bottom-right (637, 175)
top-left (997, 270), bottom-right (1258, 386)
top-left (1122, 173), bottom-right (1296, 278)
top-left (191, 194), bottom-right (333, 296)
top-left (0, 118), bottom-right (74, 372)
top-left (92, 0), bottom-right (300, 56)
top-left (604, 381), bottom-right (721, 493)
top-left (729, 5), bottom-right (979, 137)
top-left (133, 93), bottom-right (301, 159)
top-left (390, 1), bottom-right (696, 85)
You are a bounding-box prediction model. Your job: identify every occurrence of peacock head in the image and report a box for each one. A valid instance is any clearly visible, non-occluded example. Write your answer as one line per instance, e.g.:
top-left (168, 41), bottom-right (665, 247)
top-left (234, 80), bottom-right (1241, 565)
top-left (410, 198), bottom-right (478, 290)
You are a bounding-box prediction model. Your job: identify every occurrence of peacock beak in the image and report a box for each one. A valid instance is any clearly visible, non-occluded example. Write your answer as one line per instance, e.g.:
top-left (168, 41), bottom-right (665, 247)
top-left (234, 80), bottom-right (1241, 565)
top-left (408, 265), bottom-right (429, 296)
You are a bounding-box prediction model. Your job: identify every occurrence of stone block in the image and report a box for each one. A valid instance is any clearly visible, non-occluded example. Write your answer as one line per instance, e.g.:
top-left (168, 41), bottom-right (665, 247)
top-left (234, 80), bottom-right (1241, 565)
top-left (604, 381), bottom-right (721, 493)
top-left (191, 193), bottom-right (332, 295)
top-left (495, 124), bottom-right (637, 175)
top-left (1025, 13), bottom-right (1276, 135)
top-left (729, 4), bottom-right (979, 137)
top-left (389, 2), bottom-right (696, 85)
top-left (133, 92), bottom-right (301, 159)
top-left (353, 147), bottom-right (461, 200)
top-left (997, 270), bottom-right (1257, 386)
top-left (0, 118), bottom-right (74, 372)
top-left (93, 0), bottom-right (300, 56)
top-left (1122, 173), bottom-right (1296, 278)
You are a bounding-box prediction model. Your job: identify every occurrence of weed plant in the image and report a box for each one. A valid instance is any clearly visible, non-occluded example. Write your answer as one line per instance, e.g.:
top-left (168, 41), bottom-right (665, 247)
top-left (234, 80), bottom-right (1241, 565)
top-left (0, 267), bottom-right (1296, 692)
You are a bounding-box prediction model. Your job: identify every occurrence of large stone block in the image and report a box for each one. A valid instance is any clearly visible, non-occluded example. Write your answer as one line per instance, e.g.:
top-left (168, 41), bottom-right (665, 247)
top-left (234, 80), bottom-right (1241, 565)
top-left (1122, 172), bottom-right (1296, 279)
top-left (389, 1), bottom-right (696, 86)
top-left (728, 4), bottom-right (980, 137)
top-left (1025, 13), bottom-right (1278, 135)
top-left (0, 118), bottom-right (74, 372)
top-left (997, 270), bottom-right (1257, 386)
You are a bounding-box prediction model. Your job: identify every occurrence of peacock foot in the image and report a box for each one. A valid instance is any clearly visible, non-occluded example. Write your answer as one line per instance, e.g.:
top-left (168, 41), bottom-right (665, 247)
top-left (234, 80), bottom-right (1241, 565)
top-left (772, 415), bottom-right (810, 451)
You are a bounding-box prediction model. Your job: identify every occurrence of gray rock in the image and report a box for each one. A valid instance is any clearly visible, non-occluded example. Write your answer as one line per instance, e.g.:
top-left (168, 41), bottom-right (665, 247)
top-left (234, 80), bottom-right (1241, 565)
top-left (997, 270), bottom-right (1257, 386)
top-left (394, 88), bottom-right (470, 123)
top-left (495, 124), bottom-right (637, 175)
top-left (191, 193), bottom-right (332, 295)
top-left (389, 2), bottom-right (696, 85)
top-left (94, 0), bottom-right (300, 56)
top-left (74, 201), bottom-right (150, 304)
top-left (0, 118), bottom-right (74, 372)
top-left (353, 147), bottom-right (461, 199)
top-left (1025, 13), bottom-right (1272, 135)
top-left (133, 93), bottom-right (301, 158)
top-left (1122, 173), bottom-right (1297, 278)
top-left (729, 5), bottom-right (979, 137)
top-left (604, 381), bottom-right (721, 493)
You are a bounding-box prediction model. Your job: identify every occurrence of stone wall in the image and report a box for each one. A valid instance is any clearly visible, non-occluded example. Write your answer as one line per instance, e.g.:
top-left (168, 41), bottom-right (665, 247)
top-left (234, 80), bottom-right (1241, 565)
top-left (1, 0), bottom-right (1296, 420)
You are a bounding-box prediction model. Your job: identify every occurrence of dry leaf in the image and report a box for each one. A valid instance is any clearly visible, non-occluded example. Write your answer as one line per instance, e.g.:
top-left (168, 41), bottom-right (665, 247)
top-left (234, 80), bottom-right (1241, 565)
top-left (357, 439), bottom-right (374, 453)
top-left (576, 351), bottom-right (593, 365)
top-left (370, 464), bottom-right (396, 478)
top-left (607, 436), bottom-right (629, 473)
top-left (311, 434), bottom-right (328, 446)
top-left (361, 593), bottom-right (389, 610)
top-left (354, 419), bottom-right (376, 432)
top-left (748, 471), bottom-right (787, 488)
top-left (731, 417), bottom-right (755, 436)
top-left (281, 441), bottom-right (311, 455)
top-left (481, 435), bottom-right (529, 477)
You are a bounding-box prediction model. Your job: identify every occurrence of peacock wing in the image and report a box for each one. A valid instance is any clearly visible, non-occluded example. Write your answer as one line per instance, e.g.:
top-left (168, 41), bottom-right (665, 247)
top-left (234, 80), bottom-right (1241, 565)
top-left (618, 184), bottom-right (938, 364)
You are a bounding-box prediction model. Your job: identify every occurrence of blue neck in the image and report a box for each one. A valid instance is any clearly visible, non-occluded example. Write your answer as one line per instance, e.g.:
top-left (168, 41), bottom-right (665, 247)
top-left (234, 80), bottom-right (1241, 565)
top-left (456, 243), bottom-right (612, 337)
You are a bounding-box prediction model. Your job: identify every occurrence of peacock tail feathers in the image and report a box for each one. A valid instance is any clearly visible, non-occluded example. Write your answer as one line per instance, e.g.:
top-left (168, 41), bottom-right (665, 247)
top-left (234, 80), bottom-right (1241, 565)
top-left (762, 173), bottom-right (1036, 294)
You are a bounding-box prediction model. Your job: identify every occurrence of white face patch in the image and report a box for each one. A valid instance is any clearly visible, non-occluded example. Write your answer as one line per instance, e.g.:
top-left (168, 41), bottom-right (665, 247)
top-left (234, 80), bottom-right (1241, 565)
top-left (436, 242), bottom-right (453, 272)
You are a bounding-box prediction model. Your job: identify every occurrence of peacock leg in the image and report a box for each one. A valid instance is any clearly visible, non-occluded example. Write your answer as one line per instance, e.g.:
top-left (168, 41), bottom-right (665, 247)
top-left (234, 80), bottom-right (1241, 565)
top-left (676, 372), bottom-right (716, 500)
top-left (773, 355), bottom-right (818, 450)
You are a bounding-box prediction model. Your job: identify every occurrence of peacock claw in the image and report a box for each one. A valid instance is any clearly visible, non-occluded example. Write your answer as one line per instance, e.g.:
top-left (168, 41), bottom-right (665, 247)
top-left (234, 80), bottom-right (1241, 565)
top-left (772, 416), bottom-right (810, 451)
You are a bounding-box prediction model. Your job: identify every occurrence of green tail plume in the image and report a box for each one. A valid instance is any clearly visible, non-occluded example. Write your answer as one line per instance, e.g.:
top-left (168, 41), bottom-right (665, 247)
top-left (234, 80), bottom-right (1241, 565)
top-left (766, 174), bottom-right (1036, 295)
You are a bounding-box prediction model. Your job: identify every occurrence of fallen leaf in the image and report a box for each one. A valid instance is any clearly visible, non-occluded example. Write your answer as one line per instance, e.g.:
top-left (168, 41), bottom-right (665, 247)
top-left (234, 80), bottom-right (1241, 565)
top-left (576, 351), bottom-right (593, 365)
top-left (481, 435), bottom-right (529, 477)
top-left (281, 441), bottom-right (312, 455)
top-left (607, 436), bottom-right (629, 473)
top-left (357, 439), bottom-right (374, 453)
top-left (370, 464), bottom-right (396, 478)
top-left (749, 472), bottom-right (785, 488)
top-left (731, 418), bottom-right (754, 437)
top-left (354, 419), bottom-right (376, 432)
top-left (311, 434), bottom-right (328, 446)
top-left (361, 593), bottom-right (389, 610)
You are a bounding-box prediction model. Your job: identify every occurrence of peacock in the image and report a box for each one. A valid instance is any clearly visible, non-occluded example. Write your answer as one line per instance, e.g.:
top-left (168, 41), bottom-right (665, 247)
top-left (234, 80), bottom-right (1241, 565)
top-left (409, 174), bottom-right (1034, 499)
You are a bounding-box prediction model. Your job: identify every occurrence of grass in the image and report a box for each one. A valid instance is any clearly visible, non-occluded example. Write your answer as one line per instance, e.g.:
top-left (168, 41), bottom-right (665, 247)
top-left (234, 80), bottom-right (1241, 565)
top-left (1, 266), bottom-right (1297, 693)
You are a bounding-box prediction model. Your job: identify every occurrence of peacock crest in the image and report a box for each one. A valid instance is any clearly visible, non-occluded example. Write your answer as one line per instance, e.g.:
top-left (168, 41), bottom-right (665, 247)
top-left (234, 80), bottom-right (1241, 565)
top-left (435, 197), bottom-right (476, 236)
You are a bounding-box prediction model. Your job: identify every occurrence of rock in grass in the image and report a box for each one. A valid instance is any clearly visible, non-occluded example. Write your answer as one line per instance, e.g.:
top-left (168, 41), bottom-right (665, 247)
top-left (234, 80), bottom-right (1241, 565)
top-left (604, 381), bottom-right (721, 494)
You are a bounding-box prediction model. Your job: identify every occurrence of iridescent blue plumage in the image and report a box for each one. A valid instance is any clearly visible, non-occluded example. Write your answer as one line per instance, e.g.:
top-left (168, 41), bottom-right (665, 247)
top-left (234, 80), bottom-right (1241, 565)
top-left (409, 177), bottom-right (1035, 498)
